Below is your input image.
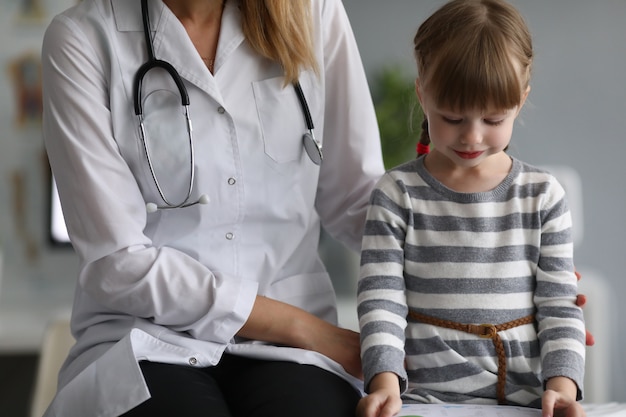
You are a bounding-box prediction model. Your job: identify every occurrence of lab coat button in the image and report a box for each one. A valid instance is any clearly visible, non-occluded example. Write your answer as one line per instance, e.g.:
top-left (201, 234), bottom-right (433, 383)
top-left (225, 232), bottom-right (234, 240)
top-left (189, 357), bottom-right (198, 366)
top-left (217, 106), bottom-right (226, 114)
top-left (228, 177), bottom-right (236, 185)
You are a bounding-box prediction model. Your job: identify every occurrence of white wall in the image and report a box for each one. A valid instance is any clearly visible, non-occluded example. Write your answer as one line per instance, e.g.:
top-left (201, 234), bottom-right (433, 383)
top-left (0, 0), bottom-right (79, 352)
top-left (342, 0), bottom-right (626, 402)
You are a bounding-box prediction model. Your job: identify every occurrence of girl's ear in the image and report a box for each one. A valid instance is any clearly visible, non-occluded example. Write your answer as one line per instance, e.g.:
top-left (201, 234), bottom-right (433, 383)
top-left (517, 85), bottom-right (531, 115)
top-left (415, 78), bottom-right (424, 104)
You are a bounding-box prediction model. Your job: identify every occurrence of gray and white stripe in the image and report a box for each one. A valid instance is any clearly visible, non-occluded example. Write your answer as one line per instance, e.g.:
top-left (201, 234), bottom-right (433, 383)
top-left (358, 157), bottom-right (585, 407)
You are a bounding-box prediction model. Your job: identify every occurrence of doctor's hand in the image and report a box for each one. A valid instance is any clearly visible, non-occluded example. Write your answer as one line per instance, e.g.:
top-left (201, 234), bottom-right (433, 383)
top-left (307, 318), bottom-right (363, 379)
top-left (238, 295), bottom-right (363, 379)
top-left (574, 270), bottom-right (595, 346)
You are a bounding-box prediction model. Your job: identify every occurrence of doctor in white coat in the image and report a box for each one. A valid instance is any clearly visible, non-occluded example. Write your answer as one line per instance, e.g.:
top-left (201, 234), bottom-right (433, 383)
top-left (41, 0), bottom-right (384, 416)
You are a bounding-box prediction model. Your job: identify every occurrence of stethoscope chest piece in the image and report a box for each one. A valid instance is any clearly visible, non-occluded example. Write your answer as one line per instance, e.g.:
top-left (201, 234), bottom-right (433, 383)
top-left (303, 131), bottom-right (323, 165)
top-left (293, 82), bottom-right (322, 165)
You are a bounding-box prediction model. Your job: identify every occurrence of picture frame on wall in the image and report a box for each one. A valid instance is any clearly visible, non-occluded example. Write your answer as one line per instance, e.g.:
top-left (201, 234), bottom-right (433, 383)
top-left (16, 0), bottom-right (46, 22)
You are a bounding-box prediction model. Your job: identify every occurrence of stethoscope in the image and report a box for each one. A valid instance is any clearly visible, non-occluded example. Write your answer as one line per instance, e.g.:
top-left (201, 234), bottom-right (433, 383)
top-left (133, 0), bottom-right (322, 212)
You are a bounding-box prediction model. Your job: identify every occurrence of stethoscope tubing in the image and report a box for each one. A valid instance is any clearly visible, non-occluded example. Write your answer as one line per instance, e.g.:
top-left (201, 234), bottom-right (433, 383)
top-left (134, 0), bottom-right (198, 211)
top-left (134, 0), bottom-right (322, 211)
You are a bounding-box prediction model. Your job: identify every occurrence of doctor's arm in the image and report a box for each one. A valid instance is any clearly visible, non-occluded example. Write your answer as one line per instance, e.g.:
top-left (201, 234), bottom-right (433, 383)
top-left (233, 0), bottom-right (388, 380)
top-left (238, 295), bottom-right (363, 379)
top-left (313, 0), bottom-right (385, 250)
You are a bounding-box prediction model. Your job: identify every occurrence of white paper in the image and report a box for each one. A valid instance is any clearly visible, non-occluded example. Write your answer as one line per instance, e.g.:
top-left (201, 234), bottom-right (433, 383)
top-left (396, 403), bottom-right (626, 417)
top-left (584, 403), bottom-right (626, 417)
top-left (396, 404), bottom-right (540, 417)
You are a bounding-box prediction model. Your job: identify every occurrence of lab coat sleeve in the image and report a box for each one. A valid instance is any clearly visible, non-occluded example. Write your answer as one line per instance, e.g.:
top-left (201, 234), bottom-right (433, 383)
top-left (314, 0), bottom-right (386, 252)
top-left (41, 13), bottom-right (257, 345)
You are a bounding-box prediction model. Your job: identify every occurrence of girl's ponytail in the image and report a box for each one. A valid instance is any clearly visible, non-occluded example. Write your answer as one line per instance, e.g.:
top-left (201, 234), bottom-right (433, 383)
top-left (416, 118), bottom-right (430, 157)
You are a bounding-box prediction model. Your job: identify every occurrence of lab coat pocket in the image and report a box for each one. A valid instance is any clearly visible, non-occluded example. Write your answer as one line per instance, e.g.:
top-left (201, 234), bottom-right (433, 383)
top-left (252, 75), bottom-right (314, 164)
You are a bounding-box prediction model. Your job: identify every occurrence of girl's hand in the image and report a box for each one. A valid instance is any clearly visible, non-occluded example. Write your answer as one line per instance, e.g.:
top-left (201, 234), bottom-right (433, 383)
top-left (357, 372), bottom-right (402, 417)
top-left (542, 390), bottom-right (585, 417)
top-left (542, 377), bottom-right (585, 417)
top-left (357, 391), bottom-right (402, 417)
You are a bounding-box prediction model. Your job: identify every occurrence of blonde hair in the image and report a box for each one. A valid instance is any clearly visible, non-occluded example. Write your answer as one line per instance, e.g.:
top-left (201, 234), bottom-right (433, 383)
top-left (240, 0), bottom-right (319, 85)
top-left (414, 0), bottom-right (533, 154)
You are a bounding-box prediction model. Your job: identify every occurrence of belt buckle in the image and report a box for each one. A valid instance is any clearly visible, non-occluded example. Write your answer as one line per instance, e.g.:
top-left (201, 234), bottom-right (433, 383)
top-left (478, 323), bottom-right (497, 338)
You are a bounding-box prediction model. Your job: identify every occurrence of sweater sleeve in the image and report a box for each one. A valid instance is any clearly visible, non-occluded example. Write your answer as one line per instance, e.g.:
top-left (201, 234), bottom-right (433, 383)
top-left (357, 174), bottom-right (410, 393)
top-left (534, 176), bottom-right (586, 399)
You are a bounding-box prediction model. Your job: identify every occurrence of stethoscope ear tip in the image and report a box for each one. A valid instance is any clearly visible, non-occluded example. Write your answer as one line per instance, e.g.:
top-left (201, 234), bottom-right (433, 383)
top-left (198, 194), bottom-right (210, 204)
top-left (146, 202), bottom-right (158, 213)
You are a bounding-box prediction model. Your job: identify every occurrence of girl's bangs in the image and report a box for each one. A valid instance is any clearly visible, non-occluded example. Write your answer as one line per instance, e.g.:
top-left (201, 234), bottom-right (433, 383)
top-left (428, 33), bottom-right (524, 112)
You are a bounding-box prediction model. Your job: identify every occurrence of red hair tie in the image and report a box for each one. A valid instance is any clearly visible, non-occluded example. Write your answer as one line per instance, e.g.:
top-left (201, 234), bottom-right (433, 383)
top-left (416, 143), bottom-right (430, 155)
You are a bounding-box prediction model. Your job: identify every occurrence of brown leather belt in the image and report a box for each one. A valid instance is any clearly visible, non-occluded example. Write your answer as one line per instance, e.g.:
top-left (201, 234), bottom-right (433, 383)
top-left (408, 310), bottom-right (535, 404)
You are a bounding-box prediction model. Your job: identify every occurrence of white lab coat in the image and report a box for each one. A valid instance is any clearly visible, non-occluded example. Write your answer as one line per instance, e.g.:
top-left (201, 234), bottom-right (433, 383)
top-left (41, 0), bottom-right (384, 416)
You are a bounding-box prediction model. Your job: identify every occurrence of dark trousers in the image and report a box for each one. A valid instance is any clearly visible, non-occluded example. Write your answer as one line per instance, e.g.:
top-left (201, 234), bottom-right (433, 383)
top-left (121, 354), bottom-right (361, 417)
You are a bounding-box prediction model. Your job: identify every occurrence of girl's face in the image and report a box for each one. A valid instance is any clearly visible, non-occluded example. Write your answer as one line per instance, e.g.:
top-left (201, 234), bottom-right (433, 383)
top-left (417, 83), bottom-right (528, 169)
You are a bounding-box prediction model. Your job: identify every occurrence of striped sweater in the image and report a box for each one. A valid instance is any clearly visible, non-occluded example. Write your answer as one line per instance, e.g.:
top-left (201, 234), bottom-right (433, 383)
top-left (357, 156), bottom-right (585, 407)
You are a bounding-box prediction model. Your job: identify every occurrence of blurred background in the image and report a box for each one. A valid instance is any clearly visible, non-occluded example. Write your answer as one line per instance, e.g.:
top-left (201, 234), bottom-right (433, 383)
top-left (0, 1), bottom-right (623, 416)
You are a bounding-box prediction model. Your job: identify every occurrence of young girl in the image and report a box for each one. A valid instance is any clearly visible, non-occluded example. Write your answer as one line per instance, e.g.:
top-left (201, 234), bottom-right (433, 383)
top-left (356, 1), bottom-right (586, 417)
